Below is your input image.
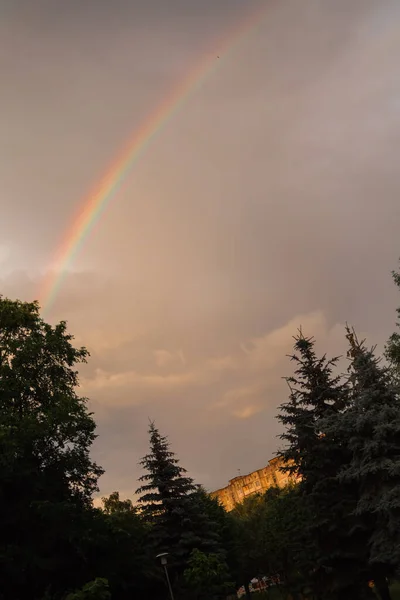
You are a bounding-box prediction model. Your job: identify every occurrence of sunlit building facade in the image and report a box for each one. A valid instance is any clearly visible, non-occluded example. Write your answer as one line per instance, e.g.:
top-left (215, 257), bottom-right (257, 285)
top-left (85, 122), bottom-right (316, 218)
top-left (210, 456), bottom-right (297, 512)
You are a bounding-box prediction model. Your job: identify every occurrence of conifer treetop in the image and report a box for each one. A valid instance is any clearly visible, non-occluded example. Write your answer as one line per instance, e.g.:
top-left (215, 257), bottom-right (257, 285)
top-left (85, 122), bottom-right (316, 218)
top-left (385, 262), bottom-right (400, 370)
top-left (339, 325), bottom-right (400, 572)
top-left (278, 329), bottom-right (349, 481)
top-left (136, 421), bottom-right (197, 519)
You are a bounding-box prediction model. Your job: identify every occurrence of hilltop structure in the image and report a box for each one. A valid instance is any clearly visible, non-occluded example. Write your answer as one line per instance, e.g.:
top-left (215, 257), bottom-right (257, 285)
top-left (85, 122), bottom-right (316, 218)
top-left (210, 456), bottom-right (297, 512)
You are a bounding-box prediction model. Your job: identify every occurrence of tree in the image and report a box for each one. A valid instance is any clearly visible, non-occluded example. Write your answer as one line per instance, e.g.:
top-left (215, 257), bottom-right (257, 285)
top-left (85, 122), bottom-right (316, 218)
top-left (261, 484), bottom-right (315, 599)
top-left (102, 490), bottom-right (136, 514)
top-left (278, 330), bottom-right (349, 490)
top-left (229, 485), bottom-right (313, 600)
top-left (386, 261), bottom-right (400, 374)
top-left (277, 331), bottom-right (371, 599)
top-left (0, 297), bottom-right (103, 599)
top-left (136, 421), bottom-right (225, 595)
top-left (192, 488), bottom-right (237, 586)
top-left (85, 492), bottom-right (161, 600)
top-left (185, 487), bottom-right (230, 557)
top-left (335, 327), bottom-right (400, 600)
top-left (65, 579), bottom-right (111, 600)
top-left (0, 297), bottom-right (103, 503)
top-left (183, 549), bottom-right (234, 600)
top-left (136, 420), bottom-right (197, 524)
top-left (230, 493), bottom-right (270, 599)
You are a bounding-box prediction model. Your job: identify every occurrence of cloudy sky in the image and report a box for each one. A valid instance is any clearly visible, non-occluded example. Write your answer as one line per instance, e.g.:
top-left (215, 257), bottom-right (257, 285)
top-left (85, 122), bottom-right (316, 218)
top-left (1, 0), bottom-right (400, 500)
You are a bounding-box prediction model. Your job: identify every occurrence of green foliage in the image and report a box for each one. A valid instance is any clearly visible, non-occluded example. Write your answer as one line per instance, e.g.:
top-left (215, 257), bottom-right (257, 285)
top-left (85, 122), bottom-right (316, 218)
top-left (229, 485), bottom-right (313, 598)
top-left (102, 490), bottom-right (136, 514)
top-left (65, 579), bottom-right (111, 600)
top-left (230, 492), bottom-right (269, 584)
top-left (183, 548), bottom-right (234, 599)
top-left (92, 492), bottom-right (159, 599)
top-left (0, 297), bottom-right (103, 504)
top-left (278, 330), bottom-right (349, 489)
top-left (136, 422), bottom-right (228, 596)
top-left (0, 297), bottom-right (103, 599)
top-left (136, 420), bottom-right (197, 523)
top-left (277, 331), bottom-right (371, 599)
top-left (261, 485), bottom-right (314, 596)
top-left (337, 328), bottom-right (400, 584)
top-left (386, 262), bottom-right (400, 372)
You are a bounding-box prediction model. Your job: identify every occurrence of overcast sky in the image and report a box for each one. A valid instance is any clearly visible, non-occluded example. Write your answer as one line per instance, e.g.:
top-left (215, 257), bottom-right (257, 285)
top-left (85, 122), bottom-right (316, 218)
top-left (1, 0), bottom-right (400, 500)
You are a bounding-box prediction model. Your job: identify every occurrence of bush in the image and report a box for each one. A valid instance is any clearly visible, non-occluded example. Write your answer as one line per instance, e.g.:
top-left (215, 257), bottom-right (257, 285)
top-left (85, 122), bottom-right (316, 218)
top-left (65, 579), bottom-right (111, 600)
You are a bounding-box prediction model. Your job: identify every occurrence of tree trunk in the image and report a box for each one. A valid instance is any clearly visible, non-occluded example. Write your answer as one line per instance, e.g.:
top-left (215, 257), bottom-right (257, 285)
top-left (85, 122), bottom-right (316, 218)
top-left (374, 577), bottom-right (392, 600)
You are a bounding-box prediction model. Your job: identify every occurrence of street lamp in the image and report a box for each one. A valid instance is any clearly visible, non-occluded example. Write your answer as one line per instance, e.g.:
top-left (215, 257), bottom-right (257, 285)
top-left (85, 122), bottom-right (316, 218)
top-left (156, 552), bottom-right (175, 600)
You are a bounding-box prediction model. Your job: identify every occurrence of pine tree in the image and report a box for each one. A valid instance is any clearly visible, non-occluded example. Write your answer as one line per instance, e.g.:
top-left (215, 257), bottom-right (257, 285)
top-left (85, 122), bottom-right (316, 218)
top-left (277, 331), bottom-right (371, 599)
top-left (136, 421), bottom-right (197, 523)
top-left (337, 327), bottom-right (400, 599)
top-left (278, 330), bottom-right (349, 489)
top-left (136, 421), bottom-right (225, 592)
top-left (184, 487), bottom-right (228, 557)
top-left (386, 262), bottom-right (400, 374)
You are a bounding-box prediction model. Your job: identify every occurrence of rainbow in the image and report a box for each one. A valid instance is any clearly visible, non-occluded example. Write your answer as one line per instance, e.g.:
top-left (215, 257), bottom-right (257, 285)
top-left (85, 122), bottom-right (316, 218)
top-left (40, 2), bottom-right (268, 315)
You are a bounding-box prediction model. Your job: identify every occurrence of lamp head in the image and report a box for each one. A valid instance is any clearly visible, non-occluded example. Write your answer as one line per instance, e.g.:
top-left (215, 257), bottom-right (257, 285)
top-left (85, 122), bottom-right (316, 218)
top-left (156, 552), bottom-right (169, 565)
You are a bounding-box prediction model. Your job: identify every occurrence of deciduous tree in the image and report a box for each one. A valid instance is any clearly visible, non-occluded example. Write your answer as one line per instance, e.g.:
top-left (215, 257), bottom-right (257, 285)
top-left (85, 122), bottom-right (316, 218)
top-left (0, 297), bottom-right (103, 599)
top-left (183, 548), bottom-right (233, 600)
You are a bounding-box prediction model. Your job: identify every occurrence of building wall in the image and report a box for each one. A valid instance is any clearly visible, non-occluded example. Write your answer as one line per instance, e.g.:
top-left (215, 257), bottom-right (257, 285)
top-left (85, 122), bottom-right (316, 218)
top-left (210, 457), bottom-right (296, 512)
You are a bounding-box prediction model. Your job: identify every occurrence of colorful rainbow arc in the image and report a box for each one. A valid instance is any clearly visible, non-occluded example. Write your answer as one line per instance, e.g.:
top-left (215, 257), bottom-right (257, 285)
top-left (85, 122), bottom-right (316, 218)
top-left (40, 2), bottom-right (268, 316)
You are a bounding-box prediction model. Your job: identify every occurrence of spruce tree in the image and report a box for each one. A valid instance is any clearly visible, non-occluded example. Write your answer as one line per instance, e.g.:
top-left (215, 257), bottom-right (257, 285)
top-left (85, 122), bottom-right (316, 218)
top-left (337, 327), bottom-right (400, 599)
top-left (184, 487), bottom-right (228, 557)
top-left (278, 330), bottom-right (349, 488)
top-left (136, 421), bottom-right (225, 593)
top-left (136, 421), bottom-right (196, 564)
top-left (386, 261), bottom-right (400, 374)
top-left (277, 331), bottom-right (371, 599)
top-left (136, 421), bottom-right (196, 523)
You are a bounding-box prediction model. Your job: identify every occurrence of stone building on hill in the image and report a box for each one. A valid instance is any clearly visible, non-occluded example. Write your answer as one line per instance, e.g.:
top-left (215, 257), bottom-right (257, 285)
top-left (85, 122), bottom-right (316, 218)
top-left (210, 456), bottom-right (297, 512)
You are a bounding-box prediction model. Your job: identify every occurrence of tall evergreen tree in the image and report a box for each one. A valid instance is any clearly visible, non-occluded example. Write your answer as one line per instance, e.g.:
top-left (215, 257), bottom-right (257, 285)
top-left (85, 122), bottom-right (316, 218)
top-left (277, 331), bottom-right (371, 599)
top-left (336, 327), bottom-right (400, 600)
top-left (136, 421), bottom-right (225, 596)
top-left (186, 487), bottom-right (229, 557)
top-left (278, 330), bottom-right (349, 489)
top-left (136, 420), bottom-right (197, 524)
top-left (386, 261), bottom-right (400, 373)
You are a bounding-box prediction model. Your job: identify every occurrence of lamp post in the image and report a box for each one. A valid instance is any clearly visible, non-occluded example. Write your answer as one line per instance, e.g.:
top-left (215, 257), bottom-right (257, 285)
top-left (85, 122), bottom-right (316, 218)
top-left (156, 552), bottom-right (175, 600)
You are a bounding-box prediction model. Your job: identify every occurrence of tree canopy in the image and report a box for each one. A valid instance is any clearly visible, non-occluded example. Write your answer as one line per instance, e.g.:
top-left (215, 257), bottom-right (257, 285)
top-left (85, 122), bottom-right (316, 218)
top-left (0, 297), bottom-right (103, 599)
